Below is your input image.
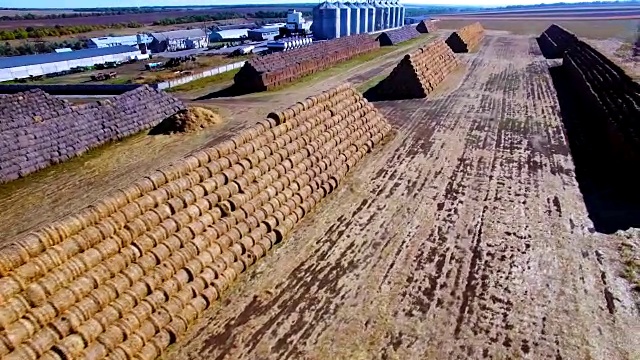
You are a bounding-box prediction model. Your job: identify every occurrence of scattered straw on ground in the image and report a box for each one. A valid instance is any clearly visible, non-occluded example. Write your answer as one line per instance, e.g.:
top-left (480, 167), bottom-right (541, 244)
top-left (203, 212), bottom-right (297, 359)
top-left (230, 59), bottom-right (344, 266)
top-left (153, 106), bottom-right (222, 134)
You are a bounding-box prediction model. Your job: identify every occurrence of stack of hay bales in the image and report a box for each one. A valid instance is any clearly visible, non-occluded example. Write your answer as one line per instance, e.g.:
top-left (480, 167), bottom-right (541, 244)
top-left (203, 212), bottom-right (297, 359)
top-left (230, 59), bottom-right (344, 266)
top-left (0, 86), bottom-right (185, 183)
top-left (563, 39), bottom-right (640, 166)
top-left (375, 39), bottom-right (460, 100)
top-left (234, 34), bottom-right (379, 92)
top-left (416, 20), bottom-right (437, 34)
top-left (0, 83), bottom-right (391, 360)
top-left (445, 22), bottom-right (485, 53)
top-left (376, 26), bottom-right (421, 46)
top-left (537, 24), bottom-right (579, 59)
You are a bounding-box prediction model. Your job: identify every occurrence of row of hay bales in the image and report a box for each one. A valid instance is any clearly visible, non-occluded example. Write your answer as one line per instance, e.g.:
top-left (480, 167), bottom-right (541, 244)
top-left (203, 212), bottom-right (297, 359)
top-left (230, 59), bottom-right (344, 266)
top-left (416, 19), bottom-right (438, 34)
top-left (537, 24), bottom-right (579, 59)
top-left (0, 83), bottom-right (391, 360)
top-left (374, 39), bottom-right (460, 100)
top-left (0, 90), bottom-right (70, 132)
top-left (233, 34), bottom-right (379, 92)
top-left (0, 86), bottom-right (185, 183)
top-left (561, 37), bottom-right (640, 166)
top-left (376, 25), bottom-right (421, 46)
top-left (445, 22), bottom-right (485, 53)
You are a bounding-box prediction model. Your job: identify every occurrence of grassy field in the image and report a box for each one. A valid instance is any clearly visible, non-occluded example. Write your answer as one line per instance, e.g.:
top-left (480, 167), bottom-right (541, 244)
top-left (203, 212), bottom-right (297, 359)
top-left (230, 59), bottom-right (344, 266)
top-left (356, 73), bottom-right (387, 93)
top-left (166, 68), bottom-right (240, 93)
top-left (436, 18), bottom-right (639, 40)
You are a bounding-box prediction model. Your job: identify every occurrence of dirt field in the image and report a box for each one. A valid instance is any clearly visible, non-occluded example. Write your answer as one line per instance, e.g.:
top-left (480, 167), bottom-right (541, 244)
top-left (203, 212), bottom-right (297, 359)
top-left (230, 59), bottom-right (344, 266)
top-left (0, 26), bottom-right (639, 359)
top-left (436, 19), bottom-right (639, 40)
top-left (161, 33), bottom-right (640, 360)
top-left (0, 9), bottom-right (88, 16)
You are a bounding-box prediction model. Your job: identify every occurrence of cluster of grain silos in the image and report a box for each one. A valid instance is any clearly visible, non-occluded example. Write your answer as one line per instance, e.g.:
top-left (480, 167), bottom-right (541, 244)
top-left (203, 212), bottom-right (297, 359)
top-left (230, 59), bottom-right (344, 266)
top-left (311, 0), bottom-right (405, 40)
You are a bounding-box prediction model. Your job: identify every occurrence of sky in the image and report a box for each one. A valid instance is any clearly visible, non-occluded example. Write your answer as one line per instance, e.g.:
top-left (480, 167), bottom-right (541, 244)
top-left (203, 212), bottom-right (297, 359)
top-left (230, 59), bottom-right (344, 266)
top-left (1, 0), bottom-right (611, 9)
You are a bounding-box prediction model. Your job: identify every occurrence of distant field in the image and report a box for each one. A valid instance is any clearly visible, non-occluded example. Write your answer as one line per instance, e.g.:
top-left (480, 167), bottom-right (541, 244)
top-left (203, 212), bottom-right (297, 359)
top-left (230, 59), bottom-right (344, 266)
top-left (0, 9), bottom-right (86, 16)
top-left (436, 19), bottom-right (638, 40)
top-left (436, 5), bottom-right (640, 20)
top-left (0, 6), bottom-right (312, 29)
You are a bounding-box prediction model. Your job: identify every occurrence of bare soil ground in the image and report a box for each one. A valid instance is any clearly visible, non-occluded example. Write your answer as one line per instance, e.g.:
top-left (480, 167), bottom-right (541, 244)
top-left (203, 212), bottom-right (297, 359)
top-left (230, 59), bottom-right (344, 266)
top-left (160, 34), bottom-right (640, 360)
top-left (436, 19), bottom-right (639, 40)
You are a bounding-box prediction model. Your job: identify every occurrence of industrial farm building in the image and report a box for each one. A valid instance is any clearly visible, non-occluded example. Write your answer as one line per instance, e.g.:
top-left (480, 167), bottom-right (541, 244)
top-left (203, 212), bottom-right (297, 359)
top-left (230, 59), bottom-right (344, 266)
top-left (0, 46), bottom-right (142, 82)
top-left (209, 29), bottom-right (249, 42)
top-left (404, 15), bottom-right (431, 25)
top-left (247, 28), bottom-right (281, 41)
top-left (149, 29), bottom-right (209, 52)
top-left (311, 0), bottom-right (406, 40)
top-left (87, 34), bottom-right (153, 48)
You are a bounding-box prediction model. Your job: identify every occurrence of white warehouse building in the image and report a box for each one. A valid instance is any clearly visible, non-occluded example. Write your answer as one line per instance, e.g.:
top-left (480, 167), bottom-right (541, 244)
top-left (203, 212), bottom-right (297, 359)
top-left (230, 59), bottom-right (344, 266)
top-left (0, 46), bottom-right (142, 83)
top-left (88, 34), bottom-right (153, 48)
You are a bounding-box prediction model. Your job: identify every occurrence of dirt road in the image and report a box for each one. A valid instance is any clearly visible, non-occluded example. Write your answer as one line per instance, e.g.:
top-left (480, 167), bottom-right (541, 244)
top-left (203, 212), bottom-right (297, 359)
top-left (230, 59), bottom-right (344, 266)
top-left (163, 35), bottom-right (639, 360)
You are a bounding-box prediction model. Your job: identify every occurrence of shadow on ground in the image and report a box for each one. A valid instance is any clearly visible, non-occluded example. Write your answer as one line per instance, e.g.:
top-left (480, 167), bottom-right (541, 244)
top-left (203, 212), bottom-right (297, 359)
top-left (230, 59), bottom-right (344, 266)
top-left (549, 64), bottom-right (640, 234)
top-left (196, 84), bottom-right (256, 100)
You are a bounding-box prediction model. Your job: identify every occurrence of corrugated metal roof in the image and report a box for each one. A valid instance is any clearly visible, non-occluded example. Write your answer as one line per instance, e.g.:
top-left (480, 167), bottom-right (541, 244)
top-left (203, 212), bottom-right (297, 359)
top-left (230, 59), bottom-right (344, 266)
top-left (0, 46), bottom-right (140, 69)
top-left (90, 34), bottom-right (152, 47)
top-left (249, 28), bottom-right (281, 34)
top-left (151, 29), bottom-right (207, 42)
top-left (210, 29), bottom-right (249, 39)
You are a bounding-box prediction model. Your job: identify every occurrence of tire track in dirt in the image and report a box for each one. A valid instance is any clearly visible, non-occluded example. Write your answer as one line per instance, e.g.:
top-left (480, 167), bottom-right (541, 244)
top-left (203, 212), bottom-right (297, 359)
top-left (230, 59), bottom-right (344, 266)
top-left (162, 35), bottom-right (640, 360)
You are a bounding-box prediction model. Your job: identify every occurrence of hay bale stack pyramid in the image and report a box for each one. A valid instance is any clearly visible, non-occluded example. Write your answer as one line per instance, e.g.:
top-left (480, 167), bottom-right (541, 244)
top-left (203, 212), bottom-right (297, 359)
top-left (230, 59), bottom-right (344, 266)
top-left (563, 40), bottom-right (640, 162)
top-left (537, 24), bottom-right (579, 59)
top-left (234, 34), bottom-right (379, 92)
top-left (375, 39), bottom-right (460, 100)
top-left (376, 26), bottom-right (421, 46)
top-left (446, 22), bottom-right (485, 53)
top-left (416, 20), bottom-right (438, 34)
top-left (0, 84), bottom-right (391, 360)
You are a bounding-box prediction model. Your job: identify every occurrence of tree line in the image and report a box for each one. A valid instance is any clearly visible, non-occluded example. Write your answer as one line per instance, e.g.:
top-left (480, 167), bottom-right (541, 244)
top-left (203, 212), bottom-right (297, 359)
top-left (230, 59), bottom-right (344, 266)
top-left (151, 10), bottom-right (311, 26)
top-left (0, 22), bottom-right (143, 41)
top-left (0, 7), bottom-right (167, 21)
top-left (0, 39), bottom-right (86, 57)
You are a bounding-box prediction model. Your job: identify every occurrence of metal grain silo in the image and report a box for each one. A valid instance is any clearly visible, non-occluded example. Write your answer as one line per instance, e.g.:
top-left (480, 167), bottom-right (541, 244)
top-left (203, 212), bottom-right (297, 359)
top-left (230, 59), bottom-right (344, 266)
top-left (385, 0), bottom-right (395, 28)
top-left (363, 1), bottom-right (375, 33)
top-left (390, 0), bottom-right (399, 28)
top-left (335, 1), bottom-right (351, 37)
top-left (383, 0), bottom-right (391, 29)
top-left (312, 1), bottom-right (340, 40)
top-left (355, 1), bottom-right (368, 34)
top-left (372, 1), bottom-right (383, 31)
top-left (398, 1), bottom-right (405, 26)
top-left (345, 2), bottom-right (360, 35)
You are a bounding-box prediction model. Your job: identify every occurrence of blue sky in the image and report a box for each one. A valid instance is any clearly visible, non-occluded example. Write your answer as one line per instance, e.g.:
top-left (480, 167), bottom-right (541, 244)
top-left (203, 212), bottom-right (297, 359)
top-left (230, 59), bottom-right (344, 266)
top-left (2, 0), bottom-right (608, 8)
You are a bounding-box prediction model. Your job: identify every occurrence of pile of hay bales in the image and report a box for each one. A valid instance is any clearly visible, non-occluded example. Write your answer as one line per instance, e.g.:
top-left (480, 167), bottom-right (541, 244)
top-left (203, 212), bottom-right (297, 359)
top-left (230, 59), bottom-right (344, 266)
top-left (374, 39), bottom-right (460, 100)
top-left (155, 107), bottom-right (222, 134)
top-left (563, 39), bottom-right (640, 165)
top-left (416, 20), bottom-right (438, 34)
top-left (0, 86), bottom-right (185, 183)
top-left (445, 22), bottom-right (485, 53)
top-left (537, 24), bottom-right (579, 59)
top-left (376, 26), bottom-right (421, 46)
top-left (234, 34), bottom-right (379, 92)
top-left (0, 84), bottom-right (391, 360)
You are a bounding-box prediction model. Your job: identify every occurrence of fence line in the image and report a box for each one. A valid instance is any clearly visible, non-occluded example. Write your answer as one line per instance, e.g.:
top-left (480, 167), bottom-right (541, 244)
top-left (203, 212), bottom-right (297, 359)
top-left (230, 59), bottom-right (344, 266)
top-left (155, 60), bottom-right (246, 90)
